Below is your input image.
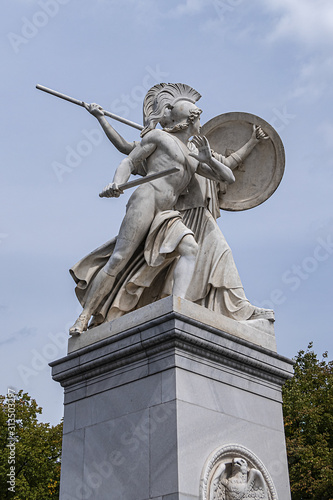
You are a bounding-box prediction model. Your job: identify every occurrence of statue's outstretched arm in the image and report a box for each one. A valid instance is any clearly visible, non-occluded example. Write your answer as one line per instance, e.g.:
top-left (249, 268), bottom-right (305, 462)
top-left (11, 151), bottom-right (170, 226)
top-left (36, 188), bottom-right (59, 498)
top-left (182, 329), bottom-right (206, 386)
top-left (84, 103), bottom-right (136, 155)
top-left (190, 136), bottom-right (235, 184)
top-left (221, 125), bottom-right (268, 170)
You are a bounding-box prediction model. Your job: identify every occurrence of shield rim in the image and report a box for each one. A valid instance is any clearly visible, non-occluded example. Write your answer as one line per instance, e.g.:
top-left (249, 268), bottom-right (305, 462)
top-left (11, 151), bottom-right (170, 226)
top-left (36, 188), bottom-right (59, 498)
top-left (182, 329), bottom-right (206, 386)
top-left (201, 111), bottom-right (285, 211)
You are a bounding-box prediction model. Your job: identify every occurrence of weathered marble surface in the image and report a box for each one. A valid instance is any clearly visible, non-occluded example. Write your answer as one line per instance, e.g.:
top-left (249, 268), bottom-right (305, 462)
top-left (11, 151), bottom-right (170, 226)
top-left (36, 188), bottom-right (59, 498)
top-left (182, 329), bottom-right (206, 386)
top-left (68, 83), bottom-right (280, 335)
top-left (67, 296), bottom-right (276, 354)
top-left (51, 298), bottom-right (293, 500)
top-left (202, 445), bottom-right (278, 499)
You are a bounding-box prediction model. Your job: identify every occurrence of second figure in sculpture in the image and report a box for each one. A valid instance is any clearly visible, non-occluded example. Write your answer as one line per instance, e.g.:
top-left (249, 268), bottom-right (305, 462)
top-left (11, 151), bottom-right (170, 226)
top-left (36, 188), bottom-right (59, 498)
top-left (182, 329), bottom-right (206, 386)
top-left (69, 83), bottom-right (274, 335)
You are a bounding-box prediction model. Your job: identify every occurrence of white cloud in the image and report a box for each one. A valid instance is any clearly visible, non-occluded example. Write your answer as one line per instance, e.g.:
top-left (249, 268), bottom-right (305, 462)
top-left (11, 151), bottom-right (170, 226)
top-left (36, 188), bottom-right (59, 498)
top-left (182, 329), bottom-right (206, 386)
top-left (288, 54), bottom-right (333, 102)
top-left (261, 0), bottom-right (333, 46)
top-left (166, 0), bottom-right (206, 18)
top-left (253, 2), bottom-right (333, 104)
top-left (317, 120), bottom-right (333, 150)
top-left (0, 327), bottom-right (36, 346)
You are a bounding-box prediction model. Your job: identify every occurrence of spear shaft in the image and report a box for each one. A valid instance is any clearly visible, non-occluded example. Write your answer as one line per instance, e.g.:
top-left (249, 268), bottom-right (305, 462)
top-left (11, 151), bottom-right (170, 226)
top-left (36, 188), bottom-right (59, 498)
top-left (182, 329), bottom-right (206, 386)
top-left (99, 167), bottom-right (180, 198)
top-left (36, 84), bottom-right (144, 131)
top-left (37, 85), bottom-right (182, 198)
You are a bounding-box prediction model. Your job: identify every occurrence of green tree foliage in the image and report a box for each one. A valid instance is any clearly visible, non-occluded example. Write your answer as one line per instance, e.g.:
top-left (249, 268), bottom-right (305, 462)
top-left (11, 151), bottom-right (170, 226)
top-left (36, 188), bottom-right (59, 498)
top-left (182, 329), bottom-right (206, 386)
top-left (283, 343), bottom-right (333, 499)
top-left (0, 390), bottom-right (62, 499)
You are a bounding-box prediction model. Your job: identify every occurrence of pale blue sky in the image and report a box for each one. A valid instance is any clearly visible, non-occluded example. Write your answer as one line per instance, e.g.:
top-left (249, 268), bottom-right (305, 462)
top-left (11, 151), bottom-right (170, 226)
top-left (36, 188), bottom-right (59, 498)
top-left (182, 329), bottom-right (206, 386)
top-left (1, 0), bottom-right (333, 425)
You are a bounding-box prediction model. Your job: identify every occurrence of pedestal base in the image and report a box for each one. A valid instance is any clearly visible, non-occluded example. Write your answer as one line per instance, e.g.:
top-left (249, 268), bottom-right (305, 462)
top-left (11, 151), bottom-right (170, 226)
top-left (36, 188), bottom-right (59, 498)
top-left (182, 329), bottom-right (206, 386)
top-left (51, 296), bottom-right (293, 500)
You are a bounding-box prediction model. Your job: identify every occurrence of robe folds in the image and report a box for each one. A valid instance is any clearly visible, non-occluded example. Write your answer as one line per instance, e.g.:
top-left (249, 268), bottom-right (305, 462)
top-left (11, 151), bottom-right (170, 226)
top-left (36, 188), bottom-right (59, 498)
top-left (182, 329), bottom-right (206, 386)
top-left (70, 174), bottom-right (254, 327)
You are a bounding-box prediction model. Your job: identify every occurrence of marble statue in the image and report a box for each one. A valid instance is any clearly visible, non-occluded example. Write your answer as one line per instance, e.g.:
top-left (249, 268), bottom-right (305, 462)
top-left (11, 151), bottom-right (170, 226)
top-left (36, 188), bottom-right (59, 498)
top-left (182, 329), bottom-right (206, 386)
top-left (66, 83), bottom-right (280, 335)
top-left (210, 458), bottom-right (268, 500)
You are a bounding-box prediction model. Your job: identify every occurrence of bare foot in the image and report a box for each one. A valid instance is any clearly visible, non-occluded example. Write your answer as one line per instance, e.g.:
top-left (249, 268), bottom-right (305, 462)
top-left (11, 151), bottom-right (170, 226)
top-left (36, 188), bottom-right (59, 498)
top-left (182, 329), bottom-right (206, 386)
top-left (250, 307), bottom-right (275, 322)
top-left (69, 314), bottom-right (90, 336)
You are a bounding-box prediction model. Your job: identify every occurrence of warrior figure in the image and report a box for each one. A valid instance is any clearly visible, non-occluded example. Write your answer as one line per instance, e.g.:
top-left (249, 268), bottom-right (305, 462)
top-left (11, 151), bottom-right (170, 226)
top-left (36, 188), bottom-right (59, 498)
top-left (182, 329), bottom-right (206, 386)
top-left (70, 84), bottom-right (235, 335)
top-left (70, 83), bottom-right (274, 333)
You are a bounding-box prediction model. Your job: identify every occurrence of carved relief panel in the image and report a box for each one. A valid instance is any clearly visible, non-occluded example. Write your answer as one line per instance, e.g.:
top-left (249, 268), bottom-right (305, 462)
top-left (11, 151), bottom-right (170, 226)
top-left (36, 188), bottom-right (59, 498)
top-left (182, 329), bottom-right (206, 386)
top-left (200, 444), bottom-right (278, 500)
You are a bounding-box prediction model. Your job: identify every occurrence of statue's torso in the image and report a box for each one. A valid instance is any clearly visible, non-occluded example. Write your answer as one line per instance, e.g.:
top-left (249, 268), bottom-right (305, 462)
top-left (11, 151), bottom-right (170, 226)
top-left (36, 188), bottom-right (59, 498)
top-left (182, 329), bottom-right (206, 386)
top-left (135, 130), bottom-right (199, 212)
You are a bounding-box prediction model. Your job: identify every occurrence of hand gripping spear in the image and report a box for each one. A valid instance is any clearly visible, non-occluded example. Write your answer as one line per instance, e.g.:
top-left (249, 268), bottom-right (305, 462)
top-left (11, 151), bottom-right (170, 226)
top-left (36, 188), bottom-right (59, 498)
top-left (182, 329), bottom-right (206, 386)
top-left (36, 84), bottom-right (144, 131)
top-left (36, 84), bottom-right (180, 194)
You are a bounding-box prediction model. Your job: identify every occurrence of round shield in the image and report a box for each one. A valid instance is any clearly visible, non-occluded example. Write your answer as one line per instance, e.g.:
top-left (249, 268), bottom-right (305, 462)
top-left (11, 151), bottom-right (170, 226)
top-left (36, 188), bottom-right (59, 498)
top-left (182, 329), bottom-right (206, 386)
top-left (201, 112), bottom-right (285, 211)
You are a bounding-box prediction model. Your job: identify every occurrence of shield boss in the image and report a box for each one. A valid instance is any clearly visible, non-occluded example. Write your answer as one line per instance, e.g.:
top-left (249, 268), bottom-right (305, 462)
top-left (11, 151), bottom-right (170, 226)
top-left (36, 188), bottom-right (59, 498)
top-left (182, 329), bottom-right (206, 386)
top-left (201, 112), bottom-right (285, 211)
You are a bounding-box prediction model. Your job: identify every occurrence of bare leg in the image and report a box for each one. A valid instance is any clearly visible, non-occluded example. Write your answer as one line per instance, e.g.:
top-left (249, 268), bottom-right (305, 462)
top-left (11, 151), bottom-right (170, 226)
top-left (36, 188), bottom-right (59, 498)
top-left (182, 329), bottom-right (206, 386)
top-left (70, 187), bottom-right (156, 335)
top-left (69, 270), bottom-right (116, 335)
top-left (172, 234), bottom-right (198, 298)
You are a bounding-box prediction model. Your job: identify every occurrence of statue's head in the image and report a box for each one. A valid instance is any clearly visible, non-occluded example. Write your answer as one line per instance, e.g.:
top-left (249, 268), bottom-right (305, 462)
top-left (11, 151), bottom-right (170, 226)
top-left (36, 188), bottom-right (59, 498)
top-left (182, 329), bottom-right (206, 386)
top-left (141, 83), bottom-right (201, 137)
top-left (232, 457), bottom-right (248, 475)
top-left (161, 100), bottom-right (202, 134)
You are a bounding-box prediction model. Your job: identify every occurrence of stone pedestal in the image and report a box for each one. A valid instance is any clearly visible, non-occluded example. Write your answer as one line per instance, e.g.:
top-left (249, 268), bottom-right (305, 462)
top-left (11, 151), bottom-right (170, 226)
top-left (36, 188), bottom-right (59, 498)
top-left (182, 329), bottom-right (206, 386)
top-left (51, 296), bottom-right (293, 500)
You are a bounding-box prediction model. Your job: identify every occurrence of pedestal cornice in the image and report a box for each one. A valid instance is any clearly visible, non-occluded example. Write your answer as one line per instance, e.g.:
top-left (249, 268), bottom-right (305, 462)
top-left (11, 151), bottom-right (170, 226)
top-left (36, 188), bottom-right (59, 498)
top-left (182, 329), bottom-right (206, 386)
top-left (51, 297), bottom-right (293, 391)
